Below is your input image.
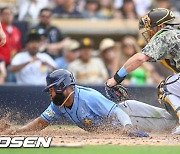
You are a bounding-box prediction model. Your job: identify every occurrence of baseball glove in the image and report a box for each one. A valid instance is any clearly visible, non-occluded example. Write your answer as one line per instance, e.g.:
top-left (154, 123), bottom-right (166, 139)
top-left (105, 83), bottom-right (128, 103)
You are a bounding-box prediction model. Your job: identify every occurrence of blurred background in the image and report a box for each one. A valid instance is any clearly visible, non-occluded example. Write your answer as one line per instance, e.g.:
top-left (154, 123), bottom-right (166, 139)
top-left (0, 0), bottom-right (179, 86)
top-left (0, 0), bottom-right (179, 121)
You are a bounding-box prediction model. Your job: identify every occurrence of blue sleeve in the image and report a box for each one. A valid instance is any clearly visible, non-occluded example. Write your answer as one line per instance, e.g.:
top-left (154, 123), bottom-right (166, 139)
top-left (41, 102), bottom-right (61, 122)
top-left (86, 90), bottom-right (132, 127)
top-left (109, 106), bottom-right (132, 127)
top-left (86, 90), bottom-right (117, 116)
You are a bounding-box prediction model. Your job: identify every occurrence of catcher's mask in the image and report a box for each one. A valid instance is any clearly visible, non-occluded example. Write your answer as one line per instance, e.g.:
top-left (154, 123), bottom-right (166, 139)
top-left (43, 69), bottom-right (75, 107)
top-left (139, 8), bottom-right (175, 42)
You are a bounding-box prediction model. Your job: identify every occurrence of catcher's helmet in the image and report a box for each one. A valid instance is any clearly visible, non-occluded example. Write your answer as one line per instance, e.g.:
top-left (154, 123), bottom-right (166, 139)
top-left (139, 8), bottom-right (175, 29)
top-left (43, 69), bottom-right (75, 93)
top-left (139, 8), bottom-right (175, 42)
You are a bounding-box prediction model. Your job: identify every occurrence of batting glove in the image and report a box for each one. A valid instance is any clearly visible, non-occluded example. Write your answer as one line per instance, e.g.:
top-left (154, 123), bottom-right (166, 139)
top-left (127, 130), bottom-right (149, 137)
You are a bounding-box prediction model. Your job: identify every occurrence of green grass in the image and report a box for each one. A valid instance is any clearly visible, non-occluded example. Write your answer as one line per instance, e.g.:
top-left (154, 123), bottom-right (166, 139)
top-left (0, 145), bottom-right (180, 154)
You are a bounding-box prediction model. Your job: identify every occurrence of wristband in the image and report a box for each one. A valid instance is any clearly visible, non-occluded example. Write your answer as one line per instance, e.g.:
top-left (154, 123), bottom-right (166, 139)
top-left (114, 66), bottom-right (128, 84)
top-left (117, 66), bottom-right (128, 77)
top-left (114, 72), bottom-right (126, 84)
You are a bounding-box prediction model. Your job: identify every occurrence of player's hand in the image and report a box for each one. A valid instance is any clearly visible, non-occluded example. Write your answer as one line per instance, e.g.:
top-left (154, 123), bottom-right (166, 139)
top-left (127, 130), bottom-right (149, 137)
top-left (123, 124), bottom-right (149, 137)
top-left (106, 78), bottom-right (117, 87)
top-left (0, 28), bottom-right (6, 47)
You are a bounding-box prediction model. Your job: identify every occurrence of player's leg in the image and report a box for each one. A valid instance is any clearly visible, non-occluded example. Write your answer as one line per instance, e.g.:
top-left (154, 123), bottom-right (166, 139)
top-left (158, 74), bottom-right (180, 116)
top-left (119, 100), bottom-right (176, 132)
top-left (160, 74), bottom-right (180, 134)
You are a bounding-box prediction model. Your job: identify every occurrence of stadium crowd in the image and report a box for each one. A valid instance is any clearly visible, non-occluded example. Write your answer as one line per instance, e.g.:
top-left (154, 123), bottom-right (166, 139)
top-left (0, 0), bottom-right (179, 86)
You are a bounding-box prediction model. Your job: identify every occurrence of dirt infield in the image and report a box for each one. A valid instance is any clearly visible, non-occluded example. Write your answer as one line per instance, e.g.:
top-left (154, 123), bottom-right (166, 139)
top-left (0, 117), bottom-right (180, 146)
top-left (5, 126), bottom-right (179, 146)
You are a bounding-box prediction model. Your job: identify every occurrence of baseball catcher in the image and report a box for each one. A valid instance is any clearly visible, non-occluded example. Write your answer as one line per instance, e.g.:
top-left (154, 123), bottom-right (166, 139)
top-left (107, 8), bottom-right (180, 134)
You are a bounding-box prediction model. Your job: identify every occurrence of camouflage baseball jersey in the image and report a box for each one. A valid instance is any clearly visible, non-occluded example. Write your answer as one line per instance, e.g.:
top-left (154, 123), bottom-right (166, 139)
top-left (141, 25), bottom-right (180, 73)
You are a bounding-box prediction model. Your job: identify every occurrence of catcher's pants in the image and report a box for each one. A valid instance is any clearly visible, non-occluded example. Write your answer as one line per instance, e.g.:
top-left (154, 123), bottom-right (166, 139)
top-left (119, 100), bottom-right (176, 132)
top-left (165, 74), bottom-right (180, 121)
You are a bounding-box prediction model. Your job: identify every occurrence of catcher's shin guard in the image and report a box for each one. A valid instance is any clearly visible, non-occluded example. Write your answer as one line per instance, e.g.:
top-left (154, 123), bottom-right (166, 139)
top-left (161, 96), bottom-right (179, 123)
top-left (157, 80), bottom-right (180, 122)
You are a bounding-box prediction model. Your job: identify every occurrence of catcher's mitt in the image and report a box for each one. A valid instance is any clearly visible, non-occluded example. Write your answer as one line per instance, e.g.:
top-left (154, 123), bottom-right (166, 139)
top-left (105, 83), bottom-right (128, 103)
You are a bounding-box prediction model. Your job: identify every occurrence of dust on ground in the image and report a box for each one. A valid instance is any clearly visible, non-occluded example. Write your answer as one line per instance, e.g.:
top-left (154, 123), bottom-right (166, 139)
top-left (0, 116), bottom-right (180, 146)
top-left (2, 126), bottom-right (180, 146)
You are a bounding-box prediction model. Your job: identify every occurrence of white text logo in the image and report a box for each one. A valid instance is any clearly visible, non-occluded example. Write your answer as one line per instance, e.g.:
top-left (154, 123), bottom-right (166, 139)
top-left (0, 137), bottom-right (52, 148)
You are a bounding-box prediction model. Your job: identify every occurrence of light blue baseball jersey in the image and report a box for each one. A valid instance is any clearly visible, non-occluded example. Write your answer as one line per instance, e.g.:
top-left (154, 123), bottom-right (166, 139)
top-left (41, 85), bottom-right (132, 131)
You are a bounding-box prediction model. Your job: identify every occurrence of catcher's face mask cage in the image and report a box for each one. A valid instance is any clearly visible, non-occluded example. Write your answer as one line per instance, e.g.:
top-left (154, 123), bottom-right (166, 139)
top-left (139, 15), bottom-right (153, 42)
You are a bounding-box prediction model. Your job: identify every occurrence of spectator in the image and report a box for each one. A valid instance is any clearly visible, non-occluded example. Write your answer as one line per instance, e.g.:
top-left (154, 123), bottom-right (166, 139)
top-left (68, 37), bottom-right (108, 85)
top-left (171, 0), bottom-right (180, 12)
top-left (33, 8), bottom-right (69, 58)
top-left (0, 7), bottom-right (22, 65)
top-left (9, 29), bottom-right (57, 85)
top-left (17, 0), bottom-right (49, 24)
top-left (114, 0), bottom-right (138, 19)
top-left (133, 0), bottom-right (151, 16)
top-left (99, 38), bottom-right (119, 77)
top-left (0, 59), bottom-right (6, 84)
top-left (55, 39), bottom-right (80, 69)
top-left (82, 0), bottom-right (99, 19)
top-left (52, 0), bottom-right (83, 18)
top-left (0, 22), bottom-right (6, 47)
top-left (119, 36), bottom-right (152, 85)
top-left (76, 0), bottom-right (87, 12)
top-left (155, 0), bottom-right (171, 9)
top-left (154, 0), bottom-right (180, 17)
top-left (97, 0), bottom-right (114, 19)
top-left (114, 0), bottom-right (151, 16)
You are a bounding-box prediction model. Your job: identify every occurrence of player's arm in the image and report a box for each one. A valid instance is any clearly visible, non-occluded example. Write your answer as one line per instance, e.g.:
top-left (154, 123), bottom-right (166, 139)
top-left (110, 105), bottom-right (132, 127)
top-left (107, 53), bottom-right (150, 86)
top-left (111, 106), bottom-right (149, 137)
top-left (15, 116), bottom-right (49, 133)
top-left (124, 52), bottom-right (150, 72)
top-left (0, 22), bottom-right (6, 47)
top-left (1, 116), bottom-right (49, 135)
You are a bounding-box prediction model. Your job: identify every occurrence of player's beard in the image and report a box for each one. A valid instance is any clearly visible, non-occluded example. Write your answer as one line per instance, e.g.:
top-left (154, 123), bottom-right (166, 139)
top-left (52, 93), bottom-right (66, 106)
